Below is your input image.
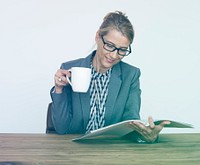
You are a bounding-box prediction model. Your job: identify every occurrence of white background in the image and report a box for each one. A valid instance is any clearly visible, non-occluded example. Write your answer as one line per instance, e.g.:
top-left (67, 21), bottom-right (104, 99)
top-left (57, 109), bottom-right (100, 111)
top-left (0, 0), bottom-right (199, 133)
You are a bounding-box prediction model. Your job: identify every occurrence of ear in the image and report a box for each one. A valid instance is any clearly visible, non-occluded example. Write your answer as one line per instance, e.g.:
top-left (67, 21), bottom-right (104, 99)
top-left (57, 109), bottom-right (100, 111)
top-left (95, 31), bottom-right (100, 43)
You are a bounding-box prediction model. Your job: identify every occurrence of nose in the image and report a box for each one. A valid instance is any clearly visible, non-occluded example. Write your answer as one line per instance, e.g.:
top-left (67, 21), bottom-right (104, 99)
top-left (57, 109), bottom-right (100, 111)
top-left (110, 50), bottom-right (119, 59)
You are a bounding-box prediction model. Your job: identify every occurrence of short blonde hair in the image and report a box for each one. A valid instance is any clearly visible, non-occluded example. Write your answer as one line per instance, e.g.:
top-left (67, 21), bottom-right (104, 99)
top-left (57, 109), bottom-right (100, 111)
top-left (98, 11), bottom-right (134, 44)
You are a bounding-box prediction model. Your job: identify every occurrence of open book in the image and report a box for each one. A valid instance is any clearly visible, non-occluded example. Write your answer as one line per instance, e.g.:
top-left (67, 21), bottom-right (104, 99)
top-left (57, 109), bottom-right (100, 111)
top-left (72, 119), bottom-right (193, 141)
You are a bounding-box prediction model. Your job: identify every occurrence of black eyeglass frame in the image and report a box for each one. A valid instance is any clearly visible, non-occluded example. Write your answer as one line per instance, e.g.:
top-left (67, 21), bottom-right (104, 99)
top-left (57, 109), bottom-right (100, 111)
top-left (101, 35), bottom-right (132, 56)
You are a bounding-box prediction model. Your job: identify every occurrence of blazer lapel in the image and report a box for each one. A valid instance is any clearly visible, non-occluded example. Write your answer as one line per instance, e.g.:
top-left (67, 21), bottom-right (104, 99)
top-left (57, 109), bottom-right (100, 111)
top-left (105, 64), bottom-right (122, 126)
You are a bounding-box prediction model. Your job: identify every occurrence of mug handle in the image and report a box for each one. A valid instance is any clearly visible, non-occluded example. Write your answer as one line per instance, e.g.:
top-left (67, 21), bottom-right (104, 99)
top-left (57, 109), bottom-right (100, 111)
top-left (66, 69), bottom-right (72, 86)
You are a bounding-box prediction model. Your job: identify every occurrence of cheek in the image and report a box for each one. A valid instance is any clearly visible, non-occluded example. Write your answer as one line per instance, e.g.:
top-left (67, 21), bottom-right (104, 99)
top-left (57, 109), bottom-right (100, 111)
top-left (99, 50), bottom-right (108, 59)
top-left (97, 46), bottom-right (105, 56)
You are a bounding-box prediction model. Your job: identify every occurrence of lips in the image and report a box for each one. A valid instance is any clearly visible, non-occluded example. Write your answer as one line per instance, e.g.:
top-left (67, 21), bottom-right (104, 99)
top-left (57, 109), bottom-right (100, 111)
top-left (105, 56), bottom-right (115, 63)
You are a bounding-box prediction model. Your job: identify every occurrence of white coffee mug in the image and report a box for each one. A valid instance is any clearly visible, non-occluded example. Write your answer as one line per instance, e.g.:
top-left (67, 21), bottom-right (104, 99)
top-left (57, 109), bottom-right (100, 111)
top-left (66, 67), bottom-right (91, 93)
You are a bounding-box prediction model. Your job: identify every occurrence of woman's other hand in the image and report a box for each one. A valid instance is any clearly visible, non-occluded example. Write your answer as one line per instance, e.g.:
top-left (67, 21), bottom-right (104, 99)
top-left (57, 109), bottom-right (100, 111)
top-left (129, 116), bottom-right (171, 143)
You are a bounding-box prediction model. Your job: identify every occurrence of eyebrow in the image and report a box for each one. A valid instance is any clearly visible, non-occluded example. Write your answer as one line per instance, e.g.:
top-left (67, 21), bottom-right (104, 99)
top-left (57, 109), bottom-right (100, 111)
top-left (104, 38), bottom-right (129, 49)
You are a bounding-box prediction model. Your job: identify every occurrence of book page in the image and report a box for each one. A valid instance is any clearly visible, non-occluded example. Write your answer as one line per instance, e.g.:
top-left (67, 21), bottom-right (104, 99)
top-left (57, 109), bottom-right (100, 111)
top-left (72, 119), bottom-right (193, 141)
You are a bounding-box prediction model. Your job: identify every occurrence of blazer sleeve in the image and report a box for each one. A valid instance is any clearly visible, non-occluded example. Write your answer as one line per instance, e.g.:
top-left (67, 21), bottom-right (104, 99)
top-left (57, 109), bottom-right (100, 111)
top-left (50, 85), bottom-right (73, 134)
top-left (50, 62), bottom-right (74, 134)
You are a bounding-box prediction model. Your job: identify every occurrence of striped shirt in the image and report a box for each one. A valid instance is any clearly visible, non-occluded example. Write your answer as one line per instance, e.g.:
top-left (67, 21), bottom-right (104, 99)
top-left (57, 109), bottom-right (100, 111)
top-left (86, 65), bottom-right (111, 133)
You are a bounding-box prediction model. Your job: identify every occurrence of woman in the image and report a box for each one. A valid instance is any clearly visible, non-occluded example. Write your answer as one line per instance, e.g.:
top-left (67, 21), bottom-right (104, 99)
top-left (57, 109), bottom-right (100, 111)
top-left (50, 11), bottom-right (169, 143)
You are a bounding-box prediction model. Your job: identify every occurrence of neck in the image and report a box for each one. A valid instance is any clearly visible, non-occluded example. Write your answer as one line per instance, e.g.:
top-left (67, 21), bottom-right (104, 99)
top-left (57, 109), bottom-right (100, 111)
top-left (92, 55), bottom-right (108, 73)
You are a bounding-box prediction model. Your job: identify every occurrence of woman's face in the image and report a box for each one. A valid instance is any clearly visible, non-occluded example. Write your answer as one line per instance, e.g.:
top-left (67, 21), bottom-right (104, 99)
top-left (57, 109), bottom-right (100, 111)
top-left (94, 29), bottom-right (131, 73)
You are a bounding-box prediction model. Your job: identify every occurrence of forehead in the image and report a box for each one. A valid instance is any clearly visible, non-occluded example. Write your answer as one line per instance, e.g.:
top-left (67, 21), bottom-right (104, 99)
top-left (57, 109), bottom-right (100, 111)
top-left (103, 29), bottom-right (130, 47)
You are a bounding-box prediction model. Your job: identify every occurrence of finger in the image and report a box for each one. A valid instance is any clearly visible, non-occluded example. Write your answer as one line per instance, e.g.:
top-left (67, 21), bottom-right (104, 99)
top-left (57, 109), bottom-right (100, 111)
top-left (57, 75), bottom-right (68, 84)
top-left (54, 76), bottom-right (66, 87)
top-left (159, 120), bottom-right (171, 127)
top-left (129, 121), bottom-right (147, 133)
top-left (55, 69), bottom-right (71, 78)
top-left (153, 122), bottom-right (170, 135)
top-left (55, 77), bottom-right (67, 86)
top-left (130, 120), bottom-right (146, 128)
top-left (59, 69), bottom-right (71, 77)
top-left (148, 116), bottom-right (155, 129)
top-left (57, 77), bottom-right (62, 82)
top-left (55, 69), bottom-right (71, 84)
top-left (54, 74), bottom-right (63, 83)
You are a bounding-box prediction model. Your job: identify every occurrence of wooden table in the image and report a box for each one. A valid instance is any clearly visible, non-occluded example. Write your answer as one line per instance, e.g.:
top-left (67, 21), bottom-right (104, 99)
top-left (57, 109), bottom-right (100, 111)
top-left (0, 133), bottom-right (199, 165)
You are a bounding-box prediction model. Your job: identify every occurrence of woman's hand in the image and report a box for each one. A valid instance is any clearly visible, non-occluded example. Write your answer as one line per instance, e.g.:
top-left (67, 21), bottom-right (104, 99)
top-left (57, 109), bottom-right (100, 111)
top-left (54, 69), bottom-right (71, 93)
top-left (129, 116), bottom-right (171, 143)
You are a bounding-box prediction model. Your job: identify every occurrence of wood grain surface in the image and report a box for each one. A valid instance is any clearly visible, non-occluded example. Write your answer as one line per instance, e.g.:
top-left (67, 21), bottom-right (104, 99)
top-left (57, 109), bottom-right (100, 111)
top-left (0, 133), bottom-right (199, 165)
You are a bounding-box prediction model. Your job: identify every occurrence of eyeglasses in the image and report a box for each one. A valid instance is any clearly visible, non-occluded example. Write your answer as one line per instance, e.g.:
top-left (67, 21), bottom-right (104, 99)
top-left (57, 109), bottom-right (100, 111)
top-left (101, 35), bottom-right (131, 56)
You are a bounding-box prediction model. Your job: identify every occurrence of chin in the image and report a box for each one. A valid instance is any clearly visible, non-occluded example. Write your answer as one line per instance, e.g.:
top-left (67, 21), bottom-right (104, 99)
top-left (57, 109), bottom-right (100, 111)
top-left (102, 58), bottom-right (119, 70)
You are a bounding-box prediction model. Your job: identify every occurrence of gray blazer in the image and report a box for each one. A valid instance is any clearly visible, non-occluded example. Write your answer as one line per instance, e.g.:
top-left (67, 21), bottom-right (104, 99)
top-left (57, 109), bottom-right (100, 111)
top-left (50, 51), bottom-right (141, 134)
